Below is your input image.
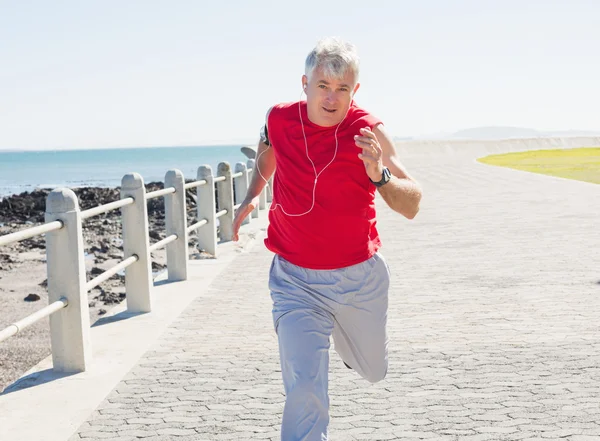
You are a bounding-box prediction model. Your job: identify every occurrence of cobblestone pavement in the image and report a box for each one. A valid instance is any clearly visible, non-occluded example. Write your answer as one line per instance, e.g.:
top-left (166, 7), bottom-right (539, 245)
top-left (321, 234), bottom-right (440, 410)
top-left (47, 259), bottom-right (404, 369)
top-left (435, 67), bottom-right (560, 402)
top-left (70, 153), bottom-right (600, 440)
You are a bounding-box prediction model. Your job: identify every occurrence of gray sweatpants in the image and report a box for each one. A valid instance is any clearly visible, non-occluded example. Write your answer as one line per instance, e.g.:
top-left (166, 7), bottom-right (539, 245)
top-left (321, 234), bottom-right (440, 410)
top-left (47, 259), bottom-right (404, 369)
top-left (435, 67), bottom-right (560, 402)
top-left (269, 253), bottom-right (390, 441)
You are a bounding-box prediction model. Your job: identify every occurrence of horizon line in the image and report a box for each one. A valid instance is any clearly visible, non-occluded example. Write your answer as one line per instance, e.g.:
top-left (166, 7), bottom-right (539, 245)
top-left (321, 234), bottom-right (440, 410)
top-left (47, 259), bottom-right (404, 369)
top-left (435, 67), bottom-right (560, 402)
top-left (0, 142), bottom-right (259, 153)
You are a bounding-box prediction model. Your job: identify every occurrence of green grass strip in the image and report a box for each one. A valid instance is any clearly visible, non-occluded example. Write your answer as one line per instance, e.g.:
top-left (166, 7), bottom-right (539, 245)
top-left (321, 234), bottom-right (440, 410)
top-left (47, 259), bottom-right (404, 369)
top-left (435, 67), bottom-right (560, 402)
top-left (477, 147), bottom-right (600, 184)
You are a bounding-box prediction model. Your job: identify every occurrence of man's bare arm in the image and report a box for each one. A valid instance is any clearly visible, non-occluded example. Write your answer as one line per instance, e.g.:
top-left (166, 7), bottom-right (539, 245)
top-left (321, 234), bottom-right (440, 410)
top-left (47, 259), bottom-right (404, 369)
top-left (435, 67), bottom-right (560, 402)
top-left (232, 109), bottom-right (277, 241)
top-left (244, 139), bottom-right (276, 201)
top-left (374, 124), bottom-right (422, 219)
top-left (244, 107), bottom-right (276, 201)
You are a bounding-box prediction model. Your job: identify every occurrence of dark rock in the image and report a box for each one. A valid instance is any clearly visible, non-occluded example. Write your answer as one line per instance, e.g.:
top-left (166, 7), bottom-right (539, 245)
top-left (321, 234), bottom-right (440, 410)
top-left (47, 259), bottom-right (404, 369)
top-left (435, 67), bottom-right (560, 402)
top-left (90, 245), bottom-right (109, 255)
top-left (0, 183), bottom-right (164, 225)
top-left (0, 189), bottom-right (50, 223)
top-left (151, 261), bottom-right (165, 271)
top-left (98, 309), bottom-right (107, 315)
top-left (110, 238), bottom-right (124, 249)
top-left (39, 279), bottom-right (48, 288)
top-left (1, 182), bottom-right (215, 238)
top-left (0, 253), bottom-right (22, 270)
top-left (93, 287), bottom-right (124, 305)
top-left (24, 293), bottom-right (41, 302)
top-left (20, 237), bottom-right (46, 250)
top-left (149, 231), bottom-right (163, 240)
top-left (0, 183), bottom-right (218, 283)
top-left (90, 267), bottom-right (104, 275)
top-left (0, 253), bottom-right (20, 264)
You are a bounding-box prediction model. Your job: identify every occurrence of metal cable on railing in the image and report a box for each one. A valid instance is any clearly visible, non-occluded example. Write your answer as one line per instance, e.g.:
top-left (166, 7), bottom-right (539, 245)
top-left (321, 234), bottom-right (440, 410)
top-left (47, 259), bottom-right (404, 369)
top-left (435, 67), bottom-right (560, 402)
top-left (146, 187), bottom-right (175, 200)
top-left (187, 219), bottom-right (208, 234)
top-left (0, 221), bottom-right (63, 247)
top-left (184, 180), bottom-right (207, 190)
top-left (81, 197), bottom-right (134, 220)
top-left (0, 298), bottom-right (68, 343)
top-left (149, 235), bottom-right (178, 253)
top-left (85, 255), bottom-right (139, 291)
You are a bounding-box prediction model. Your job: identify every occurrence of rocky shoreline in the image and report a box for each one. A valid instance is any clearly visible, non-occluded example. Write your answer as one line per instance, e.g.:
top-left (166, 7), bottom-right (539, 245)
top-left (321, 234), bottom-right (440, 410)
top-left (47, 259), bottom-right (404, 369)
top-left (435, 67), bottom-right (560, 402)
top-left (0, 183), bottom-right (211, 391)
top-left (0, 182), bottom-right (208, 307)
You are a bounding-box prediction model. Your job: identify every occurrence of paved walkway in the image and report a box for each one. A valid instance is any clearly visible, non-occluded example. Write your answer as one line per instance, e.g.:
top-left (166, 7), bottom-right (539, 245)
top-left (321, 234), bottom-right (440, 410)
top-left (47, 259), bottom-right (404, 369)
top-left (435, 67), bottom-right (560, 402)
top-left (69, 153), bottom-right (600, 441)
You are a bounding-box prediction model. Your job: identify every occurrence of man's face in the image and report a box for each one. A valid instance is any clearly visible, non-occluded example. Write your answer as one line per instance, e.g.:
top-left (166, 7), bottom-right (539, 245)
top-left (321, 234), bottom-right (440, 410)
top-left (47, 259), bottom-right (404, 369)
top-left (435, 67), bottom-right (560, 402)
top-left (303, 67), bottom-right (360, 127)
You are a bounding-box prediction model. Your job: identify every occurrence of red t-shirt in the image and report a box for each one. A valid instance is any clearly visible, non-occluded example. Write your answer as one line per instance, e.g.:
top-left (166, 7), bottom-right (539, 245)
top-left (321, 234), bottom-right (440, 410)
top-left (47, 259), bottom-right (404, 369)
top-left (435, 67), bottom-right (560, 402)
top-left (263, 100), bottom-right (383, 270)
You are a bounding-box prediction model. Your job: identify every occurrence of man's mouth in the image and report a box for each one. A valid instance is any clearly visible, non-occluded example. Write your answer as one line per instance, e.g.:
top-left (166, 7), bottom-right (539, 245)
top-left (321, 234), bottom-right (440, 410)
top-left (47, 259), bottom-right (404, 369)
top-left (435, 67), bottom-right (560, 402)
top-left (322, 107), bottom-right (337, 114)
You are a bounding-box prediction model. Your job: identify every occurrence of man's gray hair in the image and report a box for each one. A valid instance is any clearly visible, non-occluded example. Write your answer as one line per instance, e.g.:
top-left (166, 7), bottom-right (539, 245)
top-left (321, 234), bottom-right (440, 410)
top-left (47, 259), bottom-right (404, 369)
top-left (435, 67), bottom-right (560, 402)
top-left (305, 37), bottom-right (360, 83)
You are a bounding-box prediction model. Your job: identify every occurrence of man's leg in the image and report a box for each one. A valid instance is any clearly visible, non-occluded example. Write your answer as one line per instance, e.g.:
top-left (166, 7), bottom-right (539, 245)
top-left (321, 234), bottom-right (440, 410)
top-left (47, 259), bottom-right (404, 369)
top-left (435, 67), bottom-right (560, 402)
top-left (269, 255), bottom-right (334, 441)
top-left (276, 309), bottom-right (333, 441)
top-left (332, 253), bottom-right (390, 384)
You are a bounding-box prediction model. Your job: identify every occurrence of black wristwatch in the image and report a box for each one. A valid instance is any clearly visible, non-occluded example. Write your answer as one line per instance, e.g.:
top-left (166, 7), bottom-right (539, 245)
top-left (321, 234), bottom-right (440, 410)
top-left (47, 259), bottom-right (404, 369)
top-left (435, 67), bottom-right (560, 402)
top-left (370, 167), bottom-right (392, 187)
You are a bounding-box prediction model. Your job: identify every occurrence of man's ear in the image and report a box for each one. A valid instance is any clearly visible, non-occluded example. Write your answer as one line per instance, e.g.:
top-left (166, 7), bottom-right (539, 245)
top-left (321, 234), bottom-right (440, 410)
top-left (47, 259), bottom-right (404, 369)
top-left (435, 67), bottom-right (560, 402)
top-left (353, 82), bottom-right (361, 97)
top-left (302, 74), bottom-right (308, 91)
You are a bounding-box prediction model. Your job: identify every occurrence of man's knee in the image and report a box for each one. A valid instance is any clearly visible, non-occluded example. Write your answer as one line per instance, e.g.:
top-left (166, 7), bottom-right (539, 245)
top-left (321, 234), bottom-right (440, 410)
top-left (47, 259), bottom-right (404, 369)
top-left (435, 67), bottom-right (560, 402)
top-left (362, 361), bottom-right (388, 384)
top-left (287, 378), bottom-right (327, 403)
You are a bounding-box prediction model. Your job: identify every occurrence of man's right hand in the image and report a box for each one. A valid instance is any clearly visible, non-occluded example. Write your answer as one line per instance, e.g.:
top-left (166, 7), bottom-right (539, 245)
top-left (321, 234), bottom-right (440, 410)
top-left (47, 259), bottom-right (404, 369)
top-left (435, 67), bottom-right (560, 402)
top-left (232, 196), bottom-right (260, 242)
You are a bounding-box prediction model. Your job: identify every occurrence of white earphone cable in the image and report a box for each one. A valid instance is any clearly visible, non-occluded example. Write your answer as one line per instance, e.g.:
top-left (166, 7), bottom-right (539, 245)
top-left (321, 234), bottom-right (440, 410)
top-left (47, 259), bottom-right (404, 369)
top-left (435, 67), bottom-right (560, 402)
top-left (255, 90), bottom-right (350, 217)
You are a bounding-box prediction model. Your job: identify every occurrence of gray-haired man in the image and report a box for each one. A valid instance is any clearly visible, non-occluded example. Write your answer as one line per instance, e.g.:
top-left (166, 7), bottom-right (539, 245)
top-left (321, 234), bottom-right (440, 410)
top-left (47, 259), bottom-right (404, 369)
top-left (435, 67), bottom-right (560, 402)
top-left (233, 37), bottom-right (422, 440)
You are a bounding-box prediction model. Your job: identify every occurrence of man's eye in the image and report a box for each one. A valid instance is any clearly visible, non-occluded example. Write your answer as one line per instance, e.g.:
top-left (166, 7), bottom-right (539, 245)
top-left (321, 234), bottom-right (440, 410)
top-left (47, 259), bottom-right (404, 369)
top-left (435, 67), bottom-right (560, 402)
top-left (318, 84), bottom-right (327, 89)
top-left (340, 88), bottom-right (349, 92)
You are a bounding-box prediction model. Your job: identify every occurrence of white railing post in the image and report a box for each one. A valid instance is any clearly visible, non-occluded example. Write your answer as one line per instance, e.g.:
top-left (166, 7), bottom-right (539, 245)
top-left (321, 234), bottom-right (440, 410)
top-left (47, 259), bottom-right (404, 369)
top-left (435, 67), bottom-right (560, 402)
top-left (247, 159), bottom-right (261, 217)
top-left (120, 173), bottom-right (152, 313)
top-left (196, 165), bottom-right (218, 256)
top-left (165, 169), bottom-right (188, 281)
top-left (235, 162), bottom-right (250, 226)
top-left (267, 176), bottom-right (274, 203)
top-left (217, 162), bottom-right (234, 242)
top-left (45, 188), bottom-right (91, 372)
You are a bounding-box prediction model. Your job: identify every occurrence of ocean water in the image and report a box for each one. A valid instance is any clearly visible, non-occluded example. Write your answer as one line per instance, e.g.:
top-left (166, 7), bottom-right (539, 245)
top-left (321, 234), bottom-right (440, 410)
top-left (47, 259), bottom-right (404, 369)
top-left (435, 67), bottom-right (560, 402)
top-left (0, 145), bottom-right (251, 198)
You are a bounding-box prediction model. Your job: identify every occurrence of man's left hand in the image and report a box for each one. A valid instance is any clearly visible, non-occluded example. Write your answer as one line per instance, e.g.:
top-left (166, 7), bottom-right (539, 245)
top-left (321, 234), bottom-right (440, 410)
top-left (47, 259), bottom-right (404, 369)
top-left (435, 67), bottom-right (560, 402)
top-left (355, 127), bottom-right (384, 182)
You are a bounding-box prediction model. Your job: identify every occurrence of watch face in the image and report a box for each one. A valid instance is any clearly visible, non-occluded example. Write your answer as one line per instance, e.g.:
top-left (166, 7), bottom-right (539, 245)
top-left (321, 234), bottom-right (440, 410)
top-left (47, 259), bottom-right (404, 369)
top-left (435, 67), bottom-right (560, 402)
top-left (371, 168), bottom-right (390, 187)
top-left (381, 168), bottom-right (390, 183)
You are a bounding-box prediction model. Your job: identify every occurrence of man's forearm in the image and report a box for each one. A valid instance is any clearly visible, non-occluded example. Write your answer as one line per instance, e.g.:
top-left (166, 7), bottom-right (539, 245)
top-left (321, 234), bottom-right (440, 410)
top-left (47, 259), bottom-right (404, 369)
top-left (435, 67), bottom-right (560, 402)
top-left (377, 177), bottom-right (421, 219)
top-left (244, 142), bottom-right (275, 201)
top-left (245, 166), bottom-right (271, 200)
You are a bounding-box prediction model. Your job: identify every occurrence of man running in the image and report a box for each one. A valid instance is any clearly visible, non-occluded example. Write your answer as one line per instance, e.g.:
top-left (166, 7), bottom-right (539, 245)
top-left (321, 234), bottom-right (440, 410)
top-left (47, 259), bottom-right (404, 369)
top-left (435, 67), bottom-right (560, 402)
top-left (233, 37), bottom-right (422, 440)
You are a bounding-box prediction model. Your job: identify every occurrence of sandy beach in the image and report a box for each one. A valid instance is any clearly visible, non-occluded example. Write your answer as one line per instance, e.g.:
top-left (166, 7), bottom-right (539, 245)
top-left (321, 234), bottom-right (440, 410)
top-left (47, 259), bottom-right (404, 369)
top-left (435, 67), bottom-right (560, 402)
top-left (0, 183), bottom-right (208, 391)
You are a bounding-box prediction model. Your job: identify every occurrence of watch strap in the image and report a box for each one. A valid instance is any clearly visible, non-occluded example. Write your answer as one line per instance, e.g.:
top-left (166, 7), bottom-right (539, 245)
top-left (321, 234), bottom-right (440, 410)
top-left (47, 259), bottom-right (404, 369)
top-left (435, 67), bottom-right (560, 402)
top-left (370, 167), bottom-right (391, 187)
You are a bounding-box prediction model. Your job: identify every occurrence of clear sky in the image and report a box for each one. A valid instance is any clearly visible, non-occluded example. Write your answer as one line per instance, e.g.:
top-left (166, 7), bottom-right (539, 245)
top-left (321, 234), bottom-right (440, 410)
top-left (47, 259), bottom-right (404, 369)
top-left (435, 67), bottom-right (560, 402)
top-left (1, 0), bottom-right (598, 150)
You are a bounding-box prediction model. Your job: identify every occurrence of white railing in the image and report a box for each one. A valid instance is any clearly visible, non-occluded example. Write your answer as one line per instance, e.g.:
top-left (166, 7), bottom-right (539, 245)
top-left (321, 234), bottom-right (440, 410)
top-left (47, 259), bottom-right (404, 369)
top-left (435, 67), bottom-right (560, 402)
top-left (0, 160), bottom-right (273, 374)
